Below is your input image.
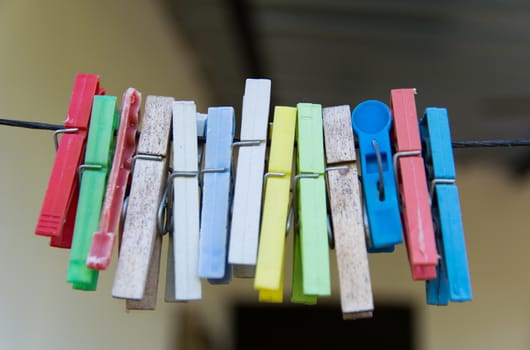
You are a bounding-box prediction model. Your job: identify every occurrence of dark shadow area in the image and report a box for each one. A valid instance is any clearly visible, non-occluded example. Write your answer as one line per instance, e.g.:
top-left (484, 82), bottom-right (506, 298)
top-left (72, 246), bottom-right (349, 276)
top-left (234, 303), bottom-right (415, 350)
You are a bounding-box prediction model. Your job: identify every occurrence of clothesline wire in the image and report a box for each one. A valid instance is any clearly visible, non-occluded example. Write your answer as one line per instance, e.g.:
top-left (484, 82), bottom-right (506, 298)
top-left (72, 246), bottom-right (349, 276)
top-left (1, 117), bottom-right (530, 149)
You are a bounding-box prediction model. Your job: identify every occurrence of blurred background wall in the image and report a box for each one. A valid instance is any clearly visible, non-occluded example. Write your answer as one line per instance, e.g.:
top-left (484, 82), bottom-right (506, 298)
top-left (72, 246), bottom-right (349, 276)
top-left (0, 1), bottom-right (529, 349)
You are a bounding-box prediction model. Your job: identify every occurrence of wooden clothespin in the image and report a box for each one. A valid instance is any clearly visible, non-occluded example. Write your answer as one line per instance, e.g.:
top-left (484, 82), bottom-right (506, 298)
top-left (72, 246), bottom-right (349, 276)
top-left (351, 100), bottom-right (403, 251)
top-left (254, 106), bottom-right (297, 303)
top-left (293, 103), bottom-right (330, 297)
top-left (198, 107), bottom-right (235, 283)
top-left (36, 73), bottom-right (105, 248)
top-left (229, 79), bottom-right (271, 275)
top-left (112, 95), bottom-right (173, 309)
top-left (390, 89), bottom-right (438, 280)
top-left (322, 105), bottom-right (374, 319)
top-left (87, 88), bottom-right (141, 270)
top-left (164, 101), bottom-right (202, 302)
top-left (66, 95), bottom-right (119, 290)
top-left (421, 107), bottom-right (472, 305)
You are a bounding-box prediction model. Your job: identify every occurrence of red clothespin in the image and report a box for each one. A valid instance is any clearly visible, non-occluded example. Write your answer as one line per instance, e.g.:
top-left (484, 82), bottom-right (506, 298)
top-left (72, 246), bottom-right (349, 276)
top-left (87, 88), bottom-right (141, 270)
top-left (36, 73), bottom-right (105, 247)
top-left (390, 88), bottom-right (438, 280)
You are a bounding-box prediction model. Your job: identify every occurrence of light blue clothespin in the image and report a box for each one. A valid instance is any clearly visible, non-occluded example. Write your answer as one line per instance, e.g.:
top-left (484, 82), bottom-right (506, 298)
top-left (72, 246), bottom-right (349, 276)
top-left (421, 107), bottom-right (472, 305)
top-left (198, 107), bottom-right (235, 284)
top-left (351, 100), bottom-right (403, 251)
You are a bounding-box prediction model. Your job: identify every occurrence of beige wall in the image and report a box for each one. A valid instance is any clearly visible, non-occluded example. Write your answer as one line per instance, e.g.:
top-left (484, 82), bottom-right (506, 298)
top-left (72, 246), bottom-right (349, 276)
top-left (0, 1), bottom-right (529, 349)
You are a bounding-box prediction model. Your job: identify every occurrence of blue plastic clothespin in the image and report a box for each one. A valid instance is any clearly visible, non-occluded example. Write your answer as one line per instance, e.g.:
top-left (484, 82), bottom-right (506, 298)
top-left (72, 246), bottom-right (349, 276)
top-left (351, 100), bottom-right (403, 251)
top-left (198, 107), bottom-right (235, 284)
top-left (421, 107), bottom-right (472, 305)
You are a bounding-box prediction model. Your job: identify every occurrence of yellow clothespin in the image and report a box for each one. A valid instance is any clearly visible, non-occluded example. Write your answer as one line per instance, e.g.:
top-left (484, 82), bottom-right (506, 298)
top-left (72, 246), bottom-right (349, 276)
top-left (254, 106), bottom-right (297, 302)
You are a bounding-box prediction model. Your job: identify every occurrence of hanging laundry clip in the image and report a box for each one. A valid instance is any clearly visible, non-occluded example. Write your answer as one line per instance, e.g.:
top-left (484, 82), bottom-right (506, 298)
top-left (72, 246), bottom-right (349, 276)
top-left (390, 89), bottom-right (438, 280)
top-left (254, 106), bottom-right (297, 303)
top-left (66, 95), bottom-right (119, 290)
top-left (351, 100), bottom-right (403, 251)
top-left (291, 103), bottom-right (331, 300)
top-left (198, 107), bottom-right (235, 283)
top-left (86, 88), bottom-right (141, 270)
top-left (323, 105), bottom-right (374, 319)
top-left (229, 79), bottom-right (271, 275)
top-left (421, 107), bottom-right (472, 305)
top-left (157, 112), bottom-right (209, 299)
top-left (36, 73), bottom-right (105, 248)
top-left (160, 101), bottom-right (203, 302)
top-left (112, 96), bottom-right (173, 308)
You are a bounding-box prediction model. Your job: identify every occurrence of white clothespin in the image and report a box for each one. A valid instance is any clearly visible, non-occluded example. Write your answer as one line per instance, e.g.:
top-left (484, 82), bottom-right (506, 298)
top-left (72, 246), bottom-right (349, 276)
top-left (112, 95), bottom-right (173, 308)
top-left (165, 101), bottom-right (202, 301)
top-left (229, 79), bottom-right (271, 274)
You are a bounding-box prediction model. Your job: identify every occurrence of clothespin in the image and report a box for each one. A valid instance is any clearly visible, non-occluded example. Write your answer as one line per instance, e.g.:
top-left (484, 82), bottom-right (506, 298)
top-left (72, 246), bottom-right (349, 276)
top-left (66, 95), bottom-right (119, 290)
top-left (36, 73), bottom-right (105, 247)
top-left (390, 89), bottom-right (438, 280)
top-left (293, 102), bottom-right (330, 297)
top-left (112, 96), bottom-right (173, 304)
top-left (87, 88), bottom-right (141, 270)
top-left (254, 106), bottom-right (297, 302)
top-left (164, 101), bottom-right (202, 302)
top-left (198, 107), bottom-right (235, 283)
top-left (229, 79), bottom-right (271, 274)
top-left (322, 105), bottom-right (374, 319)
top-left (421, 107), bottom-right (472, 304)
top-left (351, 100), bottom-right (403, 250)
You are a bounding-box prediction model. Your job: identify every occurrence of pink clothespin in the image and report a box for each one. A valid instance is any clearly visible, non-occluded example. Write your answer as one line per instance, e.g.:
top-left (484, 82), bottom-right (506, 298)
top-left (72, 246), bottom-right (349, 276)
top-left (86, 88), bottom-right (141, 270)
top-left (390, 88), bottom-right (438, 280)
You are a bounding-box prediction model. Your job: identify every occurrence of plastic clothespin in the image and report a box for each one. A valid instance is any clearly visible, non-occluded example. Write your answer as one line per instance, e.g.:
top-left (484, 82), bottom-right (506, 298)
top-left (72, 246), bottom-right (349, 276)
top-left (390, 89), bottom-right (438, 280)
top-left (112, 96), bottom-right (173, 306)
top-left (86, 88), bottom-right (141, 270)
top-left (229, 79), bottom-right (271, 275)
top-left (198, 107), bottom-right (235, 283)
top-left (66, 95), bottom-right (119, 290)
top-left (322, 105), bottom-right (374, 319)
top-left (36, 73), bottom-right (105, 247)
top-left (351, 100), bottom-right (403, 251)
top-left (421, 107), bottom-right (472, 305)
top-left (254, 106), bottom-right (297, 302)
top-left (164, 101), bottom-right (202, 302)
top-left (293, 102), bottom-right (330, 297)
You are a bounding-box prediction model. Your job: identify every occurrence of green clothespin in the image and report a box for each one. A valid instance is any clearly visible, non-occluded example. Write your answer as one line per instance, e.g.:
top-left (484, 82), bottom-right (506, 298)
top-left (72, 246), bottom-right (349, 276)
top-left (293, 102), bottom-right (331, 297)
top-left (66, 95), bottom-right (119, 290)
